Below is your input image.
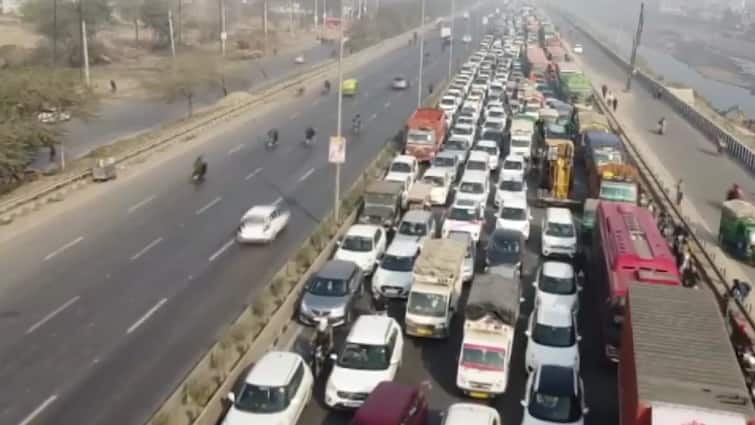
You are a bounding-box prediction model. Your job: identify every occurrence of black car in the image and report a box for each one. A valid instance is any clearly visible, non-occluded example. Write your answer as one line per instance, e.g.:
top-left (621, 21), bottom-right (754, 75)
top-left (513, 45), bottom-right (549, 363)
top-left (485, 228), bottom-right (524, 278)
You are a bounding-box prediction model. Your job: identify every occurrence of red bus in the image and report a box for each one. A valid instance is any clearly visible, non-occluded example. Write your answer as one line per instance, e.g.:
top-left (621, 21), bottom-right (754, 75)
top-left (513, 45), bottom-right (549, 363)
top-left (592, 202), bottom-right (681, 363)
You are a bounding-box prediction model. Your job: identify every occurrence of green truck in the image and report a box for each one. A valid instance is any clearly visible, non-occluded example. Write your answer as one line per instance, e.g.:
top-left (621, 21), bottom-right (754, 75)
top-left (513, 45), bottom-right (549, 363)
top-left (719, 199), bottom-right (755, 264)
top-left (559, 73), bottom-right (593, 109)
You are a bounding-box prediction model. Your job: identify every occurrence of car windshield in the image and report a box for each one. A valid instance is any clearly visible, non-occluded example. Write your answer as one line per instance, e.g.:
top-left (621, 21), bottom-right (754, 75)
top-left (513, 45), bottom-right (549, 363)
top-left (484, 121), bottom-right (503, 130)
top-left (501, 206), bottom-right (526, 221)
top-left (307, 278), bottom-right (349, 297)
top-left (466, 161), bottom-right (487, 171)
top-left (407, 130), bottom-right (433, 145)
top-left (599, 182), bottom-right (638, 203)
top-left (457, 118), bottom-right (475, 126)
top-left (448, 207), bottom-right (478, 221)
top-left (461, 344), bottom-right (506, 371)
top-left (446, 140), bottom-right (468, 151)
top-left (546, 222), bottom-right (575, 238)
top-left (342, 236), bottom-right (373, 252)
top-left (529, 390), bottom-right (582, 423)
top-left (338, 343), bottom-right (390, 370)
top-left (477, 145), bottom-right (498, 156)
top-left (441, 98), bottom-right (456, 107)
top-left (533, 322), bottom-right (576, 347)
top-left (234, 384), bottom-right (287, 414)
top-left (540, 271), bottom-right (576, 295)
top-left (407, 292), bottom-right (447, 317)
top-left (381, 254), bottom-right (415, 272)
top-left (390, 162), bottom-right (412, 173)
top-left (398, 221), bottom-right (427, 236)
top-left (511, 139), bottom-right (530, 148)
top-left (432, 156), bottom-right (455, 168)
top-left (243, 215), bottom-right (267, 225)
top-left (460, 182), bottom-right (484, 194)
top-left (453, 126), bottom-right (473, 136)
top-left (500, 180), bottom-right (523, 191)
top-left (503, 160), bottom-right (522, 170)
top-left (364, 192), bottom-right (396, 206)
top-left (423, 175), bottom-right (446, 187)
top-left (488, 110), bottom-right (505, 119)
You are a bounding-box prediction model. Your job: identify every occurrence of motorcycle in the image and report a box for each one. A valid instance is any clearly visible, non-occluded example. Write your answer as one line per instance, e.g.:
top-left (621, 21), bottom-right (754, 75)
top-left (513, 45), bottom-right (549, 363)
top-left (311, 344), bottom-right (328, 378)
top-left (265, 137), bottom-right (278, 150)
top-left (192, 166), bottom-right (206, 183)
top-left (352, 121), bottom-right (361, 136)
top-left (296, 86), bottom-right (305, 97)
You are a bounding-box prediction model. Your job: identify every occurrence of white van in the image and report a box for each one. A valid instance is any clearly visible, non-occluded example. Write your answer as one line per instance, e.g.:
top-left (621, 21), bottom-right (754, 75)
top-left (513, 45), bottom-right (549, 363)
top-left (541, 207), bottom-right (577, 258)
top-left (456, 170), bottom-right (490, 207)
top-left (509, 118), bottom-right (534, 162)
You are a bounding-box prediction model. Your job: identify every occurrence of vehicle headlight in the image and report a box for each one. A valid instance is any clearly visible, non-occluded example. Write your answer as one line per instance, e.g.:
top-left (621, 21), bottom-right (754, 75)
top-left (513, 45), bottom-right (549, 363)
top-left (331, 306), bottom-right (346, 318)
top-left (299, 302), bottom-right (311, 314)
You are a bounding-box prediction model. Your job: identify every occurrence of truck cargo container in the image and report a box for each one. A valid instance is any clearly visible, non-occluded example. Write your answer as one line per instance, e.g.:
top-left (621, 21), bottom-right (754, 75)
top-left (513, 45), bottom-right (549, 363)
top-left (405, 108), bottom-right (448, 162)
top-left (621, 284), bottom-right (755, 425)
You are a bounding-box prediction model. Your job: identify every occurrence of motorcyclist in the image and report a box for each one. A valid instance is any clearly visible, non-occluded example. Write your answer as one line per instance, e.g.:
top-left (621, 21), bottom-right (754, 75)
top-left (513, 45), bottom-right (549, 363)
top-left (324, 80), bottom-right (331, 93)
top-left (305, 126), bottom-right (316, 145)
top-left (657, 117), bottom-right (666, 135)
top-left (311, 319), bottom-right (334, 374)
top-left (352, 114), bottom-right (361, 133)
top-left (727, 183), bottom-right (744, 201)
top-left (193, 155), bottom-right (207, 178)
top-left (267, 128), bottom-right (279, 146)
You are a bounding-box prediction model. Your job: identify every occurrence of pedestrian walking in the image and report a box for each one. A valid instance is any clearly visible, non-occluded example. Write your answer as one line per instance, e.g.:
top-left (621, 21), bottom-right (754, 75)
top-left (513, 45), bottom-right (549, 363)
top-left (601, 84), bottom-right (607, 98)
top-left (612, 97), bottom-right (618, 112)
top-left (675, 178), bottom-right (684, 206)
top-left (110, 79), bottom-right (117, 94)
top-left (49, 145), bottom-right (56, 161)
top-left (606, 91), bottom-right (614, 107)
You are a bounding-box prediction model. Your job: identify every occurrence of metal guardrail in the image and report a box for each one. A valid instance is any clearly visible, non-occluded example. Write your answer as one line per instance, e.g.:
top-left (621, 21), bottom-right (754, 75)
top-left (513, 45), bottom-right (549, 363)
top-left (560, 11), bottom-right (755, 174)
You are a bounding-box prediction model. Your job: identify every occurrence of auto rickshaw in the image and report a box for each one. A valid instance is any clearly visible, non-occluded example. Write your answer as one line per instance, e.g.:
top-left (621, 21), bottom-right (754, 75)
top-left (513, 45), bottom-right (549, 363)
top-left (342, 78), bottom-right (359, 96)
top-left (719, 199), bottom-right (755, 264)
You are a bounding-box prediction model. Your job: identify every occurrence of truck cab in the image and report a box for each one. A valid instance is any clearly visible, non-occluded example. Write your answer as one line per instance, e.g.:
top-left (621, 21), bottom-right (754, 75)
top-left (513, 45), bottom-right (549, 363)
top-left (405, 239), bottom-right (466, 339)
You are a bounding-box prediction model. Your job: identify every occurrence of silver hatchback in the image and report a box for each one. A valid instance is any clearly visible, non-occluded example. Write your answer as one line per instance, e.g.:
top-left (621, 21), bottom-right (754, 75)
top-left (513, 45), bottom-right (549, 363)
top-left (298, 260), bottom-right (364, 327)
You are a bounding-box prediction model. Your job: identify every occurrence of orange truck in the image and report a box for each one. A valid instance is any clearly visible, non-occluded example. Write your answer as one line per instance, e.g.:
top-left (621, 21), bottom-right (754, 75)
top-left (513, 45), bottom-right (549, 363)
top-left (587, 162), bottom-right (640, 205)
top-left (405, 108), bottom-right (447, 162)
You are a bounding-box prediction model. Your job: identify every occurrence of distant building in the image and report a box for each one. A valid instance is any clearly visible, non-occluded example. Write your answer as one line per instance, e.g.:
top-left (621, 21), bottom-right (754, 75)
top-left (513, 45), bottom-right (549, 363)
top-left (1, 0), bottom-right (21, 15)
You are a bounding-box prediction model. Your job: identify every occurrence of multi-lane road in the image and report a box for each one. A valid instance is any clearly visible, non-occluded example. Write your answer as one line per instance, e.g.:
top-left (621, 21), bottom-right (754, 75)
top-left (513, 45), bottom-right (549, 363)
top-left (0, 13), bottom-right (483, 425)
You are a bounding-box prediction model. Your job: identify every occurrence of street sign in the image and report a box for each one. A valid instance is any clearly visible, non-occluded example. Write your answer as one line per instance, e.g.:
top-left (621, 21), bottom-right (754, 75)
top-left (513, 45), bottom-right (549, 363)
top-left (482, 16), bottom-right (488, 25)
top-left (329, 136), bottom-right (346, 164)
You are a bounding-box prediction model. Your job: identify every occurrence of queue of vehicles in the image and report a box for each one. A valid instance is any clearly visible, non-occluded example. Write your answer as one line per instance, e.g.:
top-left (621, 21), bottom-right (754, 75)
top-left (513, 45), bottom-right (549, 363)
top-left (221, 3), bottom-right (755, 425)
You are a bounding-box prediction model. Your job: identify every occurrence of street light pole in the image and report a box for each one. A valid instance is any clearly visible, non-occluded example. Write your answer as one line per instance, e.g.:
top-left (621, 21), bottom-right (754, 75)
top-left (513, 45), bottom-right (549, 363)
top-left (53, 0), bottom-right (58, 64)
top-left (334, 3), bottom-right (345, 220)
top-left (447, 0), bottom-right (454, 80)
top-left (416, 0), bottom-right (425, 107)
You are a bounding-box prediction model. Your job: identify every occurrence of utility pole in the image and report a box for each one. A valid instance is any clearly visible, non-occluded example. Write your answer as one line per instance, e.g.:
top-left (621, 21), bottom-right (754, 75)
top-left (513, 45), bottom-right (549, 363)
top-left (263, 0), bottom-right (269, 53)
top-left (53, 0), bottom-right (58, 65)
top-left (169, 10), bottom-right (176, 59)
top-left (220, 0), bottom-right (227, 56)
top-left (448, 0), bottom-right (454, 79)
top-left (81, 20), bottom-right (90, 86)
top-left (625, 2), bottom-right (644, 92)
top-left (333, 2), bottom-right (345, 220)
top-left (314, 0), bottom-right (318, 28)
top-left (416, 0), bottom-right (426, 107)
top-left (288, 0), bottom-right (294, 34)
top-left (177, 0), bottom-right (183, 44)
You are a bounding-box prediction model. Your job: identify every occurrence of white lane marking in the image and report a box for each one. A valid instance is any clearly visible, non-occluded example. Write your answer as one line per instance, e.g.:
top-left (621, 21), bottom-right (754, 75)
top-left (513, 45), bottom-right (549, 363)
top-left (273, 197), bottom-right (283, 205)
top-left (44, 236), bottom-right (84, 262)
top-left (368, 113), bottom-right (378, 122)
top-left (298, 168), bottom-right (315, 182)
top-left (384, 101), bottom-right (391, 108)
top-left (26, 296), bottom-right (80, 335)
top-left (209, 238), bottom-right (235, 262)
top-left (245, 168), bottom-right (263, 180)
top-left (289, 112), bottom-right (300, 120)
top-left (127, 195), bottom-right (157, 214)
top-left (195, 197), bottom-right (222, 215)
top-left (126, 298), bottom-right (168, 334)
top-left (18, 395), bottom-right (58, 425)
top-left (130, 237), bottom-right (163, 261)
top-left (227, 144), bottom-right (244, 155)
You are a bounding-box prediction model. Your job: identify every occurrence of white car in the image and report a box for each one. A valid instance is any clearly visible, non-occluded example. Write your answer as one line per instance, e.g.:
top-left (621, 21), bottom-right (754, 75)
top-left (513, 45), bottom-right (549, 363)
top-left (444, 135), bottom-right (472, 163)
top-left (325, 315), bottom-right (404, 408)
top-left (237, 204), bottom-right (291, 243)
top-left (496, 196), bottom-right (531, 240)
top-left (450, 124), bottom-right (476, 147)
top-left (422, 167), bottom-right (453, 205)
top-left (541, 207), bottom-right (578, 258)
top-left (440, 95), bottom-right (462, 117)
top-left (500, 154), bottom-right (526, 182)
top-left (525, 305), bottom-right (580, 372)
top-left (484, 107), bottom-right (507, 124)
top-left (455, 114), bottom-right (477, 128)
top-left (392, 76), bottom-right (409, 89)
top-left (334, 225), bottom-right (387, 275)
top-left (442, 198), bottom-right (485, 242)
top-left (573, 43), bottom-right (583, 54)
top-left (431, 151), bottom-right (462, 182)
top-left (462, 34), bottom-right (473, 43)
top-left (534, 261), bottom-right (580, 314)
top-left (224, 351), bottom-right (313, 425)
top-left (472, 140), bottom-right (500, 171)
top-left (495, 177), bottom-right (526, 207)
top-left (520, 365), bottom-right (588, 425)
top-left (372, 239), bottom-right (421, 299)
top-left (455, 170), bottom-right (490, 208)
top-left (447, 230), bottom-right (476, 283)
top-left (460, 102), bottom-right (482, 123)
top-left (443, 403), bottom-right (501, 425)
top-left (385, 155), bottom-right (418, 188)
top-left (37, 108), bottom-right (71, 124)
top-left (465, 150), bottom-right (491, 175)
top-left (294, 55), bottom-right (305, 64)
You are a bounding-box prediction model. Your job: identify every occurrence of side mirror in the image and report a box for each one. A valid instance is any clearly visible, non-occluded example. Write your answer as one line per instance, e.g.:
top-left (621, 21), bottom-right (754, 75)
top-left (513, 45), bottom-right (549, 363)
top-left (519, 297), bottom-right (526, 303)
top-left (532, 281), bottom-right (537, 288)
top-left (583, 407), bottom-right (590, 415)
top-left (226, 392), bottom-right (236, 404)
top-left (336, 240), bottom-right (342, 247)
top-left (329, 353), bottom-right (338, 361)
top-left (577, 285), bottom-right (583, 292)
top-left (577, 335), bottom-right (583, 342)
top-left (520, 400), bottom-right (527, 408)
top-left (524, 330), bottom-right (531, 337)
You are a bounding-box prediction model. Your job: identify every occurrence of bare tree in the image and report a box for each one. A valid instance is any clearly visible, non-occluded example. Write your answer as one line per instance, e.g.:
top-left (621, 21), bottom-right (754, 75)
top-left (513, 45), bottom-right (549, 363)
top-left (143, 55), bottom-right (220, 117)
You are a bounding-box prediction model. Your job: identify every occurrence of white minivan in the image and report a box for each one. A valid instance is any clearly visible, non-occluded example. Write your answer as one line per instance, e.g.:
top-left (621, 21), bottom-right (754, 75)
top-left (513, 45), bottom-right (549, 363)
top-left (541, 208), bottom-right (578, 258)
top-left (455, 170), bottom-right (490, 207)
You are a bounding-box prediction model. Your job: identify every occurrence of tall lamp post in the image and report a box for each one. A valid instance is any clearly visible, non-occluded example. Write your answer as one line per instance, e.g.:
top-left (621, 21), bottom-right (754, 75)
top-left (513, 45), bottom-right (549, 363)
top-left (416, 0), bottom-right (426, 107)
top-left (333, 1), bottom-right (346, 220)
top-left (447, 0), bottom-right (454, 80)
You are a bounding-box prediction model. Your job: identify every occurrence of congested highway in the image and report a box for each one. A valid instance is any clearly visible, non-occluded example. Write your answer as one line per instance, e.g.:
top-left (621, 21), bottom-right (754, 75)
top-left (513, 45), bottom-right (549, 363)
top-left (0, 11), bottom-right (484, 425)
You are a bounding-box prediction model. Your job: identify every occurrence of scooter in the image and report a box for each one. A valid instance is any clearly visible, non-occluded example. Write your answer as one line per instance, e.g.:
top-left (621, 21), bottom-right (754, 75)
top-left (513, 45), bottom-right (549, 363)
top-left (191, 167), bottom-right (206, 183)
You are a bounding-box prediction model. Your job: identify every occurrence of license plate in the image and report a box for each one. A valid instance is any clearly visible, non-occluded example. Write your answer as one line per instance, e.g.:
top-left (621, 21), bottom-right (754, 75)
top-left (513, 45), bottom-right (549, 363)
top-left (343, 401), bottom-right (362, 408)
top-left (416, 328), bottom-right (431, 336)
top-left (469, 391), bottom-right (490, 399)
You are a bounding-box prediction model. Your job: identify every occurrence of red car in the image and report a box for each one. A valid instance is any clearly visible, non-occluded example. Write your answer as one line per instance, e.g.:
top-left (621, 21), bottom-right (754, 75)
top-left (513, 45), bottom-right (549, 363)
top-left (352, 381), bottom-right (429, 425)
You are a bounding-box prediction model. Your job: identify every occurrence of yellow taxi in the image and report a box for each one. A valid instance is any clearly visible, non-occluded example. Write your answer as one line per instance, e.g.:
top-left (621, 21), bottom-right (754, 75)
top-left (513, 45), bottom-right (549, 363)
top-left (342, 78), bottom-right (359, 96)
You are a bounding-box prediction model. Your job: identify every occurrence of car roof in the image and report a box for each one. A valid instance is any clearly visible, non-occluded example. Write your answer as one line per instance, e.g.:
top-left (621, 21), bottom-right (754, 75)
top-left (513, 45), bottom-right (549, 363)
top-left (468, 150), bottom-right (490, 160)
top-left (536, 365), bottom-right (577, 396)
top-left (460, 170), bottom-right (488, 182)
top-left (476, 140), bottom-right (498, 148)
top-left (355, 382), bottom-right (418, 424)
top-left (316, 259), bottom-right (359, 279)
top-left (386, 239), bottom-right (421, 256)
top-left (402, 209), bottom-right (433, 222)
top-left (446, 403), bottom-right (498, 424)
top-left (346, 224), bottom-right (381, 238)
top-left (348, 315), bottom-right (395, 345)
top-left (246, 351), bottom-right (300, 386)
top-left (435, 151), bottom-right (458, 160)
top-left (542, 261), bottom-right (574, 278)
top-left (502, 196), bottom-right (527, 208)
top-left (535, 305), bottom-right (573, 328)
top-left (546, 207), bottom-right (573, 223)
top-left (243, 205), bottom-right (276, 218)
top-left (503, 154), bottom-right (524, 163)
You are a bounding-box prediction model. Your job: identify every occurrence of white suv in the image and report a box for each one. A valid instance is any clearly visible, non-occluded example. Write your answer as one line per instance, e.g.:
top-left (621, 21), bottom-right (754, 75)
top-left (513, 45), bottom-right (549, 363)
top-left (533, 261), bottom-right (580, 314)
top-left (334, 225), bottom-right (387, 276)
top-left (325, 315), bottom-right (404, 409)
top-left (525, 305), bottom-right (580, 372)
top-left (541, 208), bottom-right (577, 258)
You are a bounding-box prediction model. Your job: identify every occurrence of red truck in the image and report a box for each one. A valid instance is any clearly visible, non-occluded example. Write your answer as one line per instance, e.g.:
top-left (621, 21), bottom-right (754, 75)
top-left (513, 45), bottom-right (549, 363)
top-left (405, 108), bottom-right (447, 162)
top-left (620, 284), bottom-right (755, 425)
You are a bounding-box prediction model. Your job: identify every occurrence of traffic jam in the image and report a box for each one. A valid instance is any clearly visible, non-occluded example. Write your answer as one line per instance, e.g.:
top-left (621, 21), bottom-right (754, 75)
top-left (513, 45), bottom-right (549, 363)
top-left (219, 3), bottom-right (755, 425)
